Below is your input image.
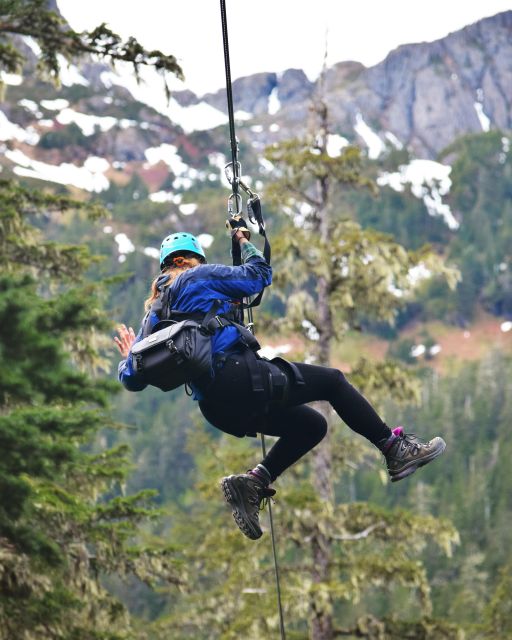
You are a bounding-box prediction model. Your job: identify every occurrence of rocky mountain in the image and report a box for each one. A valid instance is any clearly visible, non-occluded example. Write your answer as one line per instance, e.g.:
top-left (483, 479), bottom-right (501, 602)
top-left (177, 10), bottom-right (512, 158)
top-left (1, 9), bottom-right (511, 188)
top-left (193, 11), bottom-right (512, 158)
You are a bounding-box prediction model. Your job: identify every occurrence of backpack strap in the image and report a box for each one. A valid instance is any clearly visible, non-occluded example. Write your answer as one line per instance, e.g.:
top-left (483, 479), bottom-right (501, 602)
top-left (145, 291), bottom-right (261, 353)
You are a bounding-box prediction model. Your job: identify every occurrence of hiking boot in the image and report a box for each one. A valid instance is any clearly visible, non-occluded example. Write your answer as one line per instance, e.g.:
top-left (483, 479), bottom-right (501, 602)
top-left (220, 473), bottom-right (276, 540)
top-left (380, 426), bottom-right (446, 482)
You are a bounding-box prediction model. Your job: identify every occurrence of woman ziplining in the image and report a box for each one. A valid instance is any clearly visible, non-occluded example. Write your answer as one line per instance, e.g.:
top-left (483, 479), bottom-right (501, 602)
top-left (114, 222), bottom-right (446, 541)
top-left (114, 0), bottom-right (444, 546)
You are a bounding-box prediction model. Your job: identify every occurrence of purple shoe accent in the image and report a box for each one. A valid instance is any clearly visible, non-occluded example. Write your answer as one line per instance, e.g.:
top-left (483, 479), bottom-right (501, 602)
top-left (380, 429), bottom-right (400, 454)
top-left (248, 468), bottom-right (269, 486)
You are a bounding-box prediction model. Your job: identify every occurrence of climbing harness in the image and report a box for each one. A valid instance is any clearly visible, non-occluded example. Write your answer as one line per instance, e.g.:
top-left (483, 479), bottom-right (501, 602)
top-left (219, 2), bottom-right (285, 638)
top-left (133, 292), bottom-right (261, 393)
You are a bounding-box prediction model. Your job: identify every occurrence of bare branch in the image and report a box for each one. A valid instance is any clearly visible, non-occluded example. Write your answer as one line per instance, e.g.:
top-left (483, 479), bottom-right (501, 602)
top-left (332, 522), bottom-right (385, 541)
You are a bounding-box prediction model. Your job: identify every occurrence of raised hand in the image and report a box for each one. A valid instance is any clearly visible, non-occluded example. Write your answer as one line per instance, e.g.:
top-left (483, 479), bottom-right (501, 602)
top-left (114, 324), bottom-right (136, 358)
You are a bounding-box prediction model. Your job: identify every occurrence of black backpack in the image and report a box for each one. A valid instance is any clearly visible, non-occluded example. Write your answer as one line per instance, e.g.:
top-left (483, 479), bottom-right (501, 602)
top-left (131, 291), bottom-right (260, 392)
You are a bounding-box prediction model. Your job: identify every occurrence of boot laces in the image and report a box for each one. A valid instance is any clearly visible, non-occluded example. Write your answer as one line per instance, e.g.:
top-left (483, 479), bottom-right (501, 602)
top-left (248, 484), bottom-right (276, 511)
top-left (397, 432), bottom-right (422, 455)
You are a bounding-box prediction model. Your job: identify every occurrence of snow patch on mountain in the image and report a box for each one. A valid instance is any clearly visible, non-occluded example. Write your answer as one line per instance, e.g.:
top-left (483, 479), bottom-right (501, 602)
top-left (377, 160), bottom-right (458, 230)
top-left (198, 233), bottom-right (214, 249)
top-left (208, 152), bottom-right (232, 189)
top-left (474, 102), bottom-right (490, 132)
top-left (258, 343), bottom-right (291, 360)
top-left (21, 36), bottom-right (41, 56)
top-left (18, 99), bottom-right (41, 116)
top-left (501, 321), bottom-right (512, 333)
top-left (385, 131), bottom-right (403, 150)
top-left (268, 87), bottom-right (281, 115)
top-left (259, 158), bottom-right (275, 173)
top-left (57, 55), bottom-right (89, 87)
top-left (41, 99), bottom-right (70, 111)
top-left (5, 148), bottom-right (109, 192)
top-left (326, 134), bottom-right (349, 157)
top-left (354, 113), bottom-right (385, 159)
top-left (235, 110), bottom-right (253, 121)
top-left (0, 111), bottom-right (39, 145)
top-left (143, 247), bottom-right (160, 260)
top-left (500, 136), bottom-right (510, 164)
top-left (56, 108), bottom-right (135, 136)
top-left (0, 72), bottom-right (22, 85)
top-left (100, 66), bottom-right (228, 133)
top-left (145, 143), bottom-right (189, 175)
top-left (178, 203), bottom-right (197, 216)
top-left (115, 233), bottom-right (135, 254)
top-left (149, 190), bottom-right (182, 204)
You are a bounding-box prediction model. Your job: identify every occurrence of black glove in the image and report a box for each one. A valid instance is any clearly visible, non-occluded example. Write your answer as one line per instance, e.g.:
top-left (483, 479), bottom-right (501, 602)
top-left (226, 215), bottom-right (251, 240)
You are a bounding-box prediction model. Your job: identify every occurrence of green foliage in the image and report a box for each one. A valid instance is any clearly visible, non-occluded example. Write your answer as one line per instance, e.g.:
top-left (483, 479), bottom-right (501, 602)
top-left (482, 563), bottom-right (512, 639)
top-left (438, 131), bottom-right (512, 321)
top-left (0, 182), bottom-right (184, 638)
top-left (151, 426), bottom-right (458, 639)
top-left (38, 122), bottom-right (89, 150)
top-left (0, 178), bottom-right (105, 277)
top-left (355, 351), bottom-right (512, 635)
top-left (235, 102), bottom-right (461, 638)
top-left (0, 6), bottom-right (187, 633)
top-left (0, 0), bottom-right (183, 97)
top-left (273, 223), bottom-right (458, 342)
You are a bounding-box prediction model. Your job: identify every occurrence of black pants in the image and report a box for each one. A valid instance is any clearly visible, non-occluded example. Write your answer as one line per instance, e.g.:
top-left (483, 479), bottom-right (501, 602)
top-left (199, 353), bottom-right (392, 481)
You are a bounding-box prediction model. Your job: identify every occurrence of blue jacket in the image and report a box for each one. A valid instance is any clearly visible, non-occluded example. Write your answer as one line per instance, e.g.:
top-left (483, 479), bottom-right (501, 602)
top-left (118, 242), bottom-right (271, 393)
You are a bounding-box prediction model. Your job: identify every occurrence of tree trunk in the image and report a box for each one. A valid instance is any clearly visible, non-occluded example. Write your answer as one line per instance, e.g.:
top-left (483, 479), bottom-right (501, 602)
top-left (310, 410), bottom-right (334, 640)
top-left (310, 100), bottom-right (335, 640)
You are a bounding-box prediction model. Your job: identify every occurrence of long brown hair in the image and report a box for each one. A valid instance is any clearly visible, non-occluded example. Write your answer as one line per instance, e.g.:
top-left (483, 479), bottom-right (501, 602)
top-left (144, 255), bottom-right (202, 311)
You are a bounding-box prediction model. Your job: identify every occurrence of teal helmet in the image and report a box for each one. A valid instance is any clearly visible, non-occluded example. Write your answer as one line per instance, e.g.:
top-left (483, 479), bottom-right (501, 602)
top-left (159, 232), bottom-right (206, 269)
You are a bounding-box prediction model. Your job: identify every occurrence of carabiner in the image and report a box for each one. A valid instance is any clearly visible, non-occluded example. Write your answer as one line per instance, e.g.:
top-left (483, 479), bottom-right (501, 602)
top-left (239, 178), bottom-right (256, 200)
top-left (224, 161), bottom-right (241, 186)
top-left (228, 192), bottom-right (243, 216)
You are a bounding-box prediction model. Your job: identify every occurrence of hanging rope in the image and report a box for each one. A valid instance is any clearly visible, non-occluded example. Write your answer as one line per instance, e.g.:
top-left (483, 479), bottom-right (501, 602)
top-left (219, 0), bottom-right (240, 214)
top-left (259, 433), bottom-right (287, 640)
top-left (219, 2), bottom-right (286, 639)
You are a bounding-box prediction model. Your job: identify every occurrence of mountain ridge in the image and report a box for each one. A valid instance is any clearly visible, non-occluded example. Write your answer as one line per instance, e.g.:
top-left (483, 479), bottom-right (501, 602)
top-left (172, 10), bottom-right (512, 157)
top-left (2, 9), bottom-right (510, 168)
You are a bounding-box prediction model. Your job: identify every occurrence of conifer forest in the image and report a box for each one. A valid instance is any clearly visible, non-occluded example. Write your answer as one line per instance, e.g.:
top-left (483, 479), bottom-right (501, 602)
top-left (1, 1), bottom-right (512, 638)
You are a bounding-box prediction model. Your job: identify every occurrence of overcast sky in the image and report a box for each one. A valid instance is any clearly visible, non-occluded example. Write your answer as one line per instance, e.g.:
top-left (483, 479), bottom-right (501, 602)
top-left (58, 1), bottom-right (511, 95)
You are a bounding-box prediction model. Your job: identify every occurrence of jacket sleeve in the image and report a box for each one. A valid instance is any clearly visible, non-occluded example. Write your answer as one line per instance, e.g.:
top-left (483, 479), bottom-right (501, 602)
top-left (198, 241), bottom-right (272, 300)
top-left (117, 328), bottom-right (148, 392)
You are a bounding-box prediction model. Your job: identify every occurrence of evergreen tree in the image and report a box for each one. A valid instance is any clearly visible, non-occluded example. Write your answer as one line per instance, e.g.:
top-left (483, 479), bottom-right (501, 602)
top-left (0, 6), bottom-right (186, 637)
top-left (0, 181), bottom-right (183, 639)
top-left (150, 101), bottom-right (460, 639)
top-left (0, 0), bottom-right (183, 98)
top-left (261, 97), bottom-right (458, 639)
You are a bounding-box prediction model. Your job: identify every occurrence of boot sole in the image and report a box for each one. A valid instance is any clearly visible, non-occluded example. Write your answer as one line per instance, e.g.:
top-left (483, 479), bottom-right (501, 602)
top-left (220, 477), bottom-right (262, 540)
top-left (390, 438), bottom-right (446, 482)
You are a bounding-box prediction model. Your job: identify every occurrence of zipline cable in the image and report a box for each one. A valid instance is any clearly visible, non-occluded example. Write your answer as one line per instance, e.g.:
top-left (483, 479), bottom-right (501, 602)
top-left (219, 2), bottom-right (286, 638)
top-left (219, 0), bottom-right (240, 213)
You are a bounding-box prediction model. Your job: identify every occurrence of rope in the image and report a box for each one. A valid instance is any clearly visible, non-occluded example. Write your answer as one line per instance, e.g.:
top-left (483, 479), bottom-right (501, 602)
top-left (219, 0), bottom-right (240, 212)
top-left (219, 3), bottom-right (285, 638)
top-left (260, 433), bottom-right (286, 640)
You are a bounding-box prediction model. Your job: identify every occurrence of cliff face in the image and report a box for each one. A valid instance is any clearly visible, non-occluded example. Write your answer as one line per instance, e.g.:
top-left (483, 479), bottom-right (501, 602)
top-left (345, 10), bottom-right (512, 155)
top-left (180, 11), bottom-right (512, 157)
